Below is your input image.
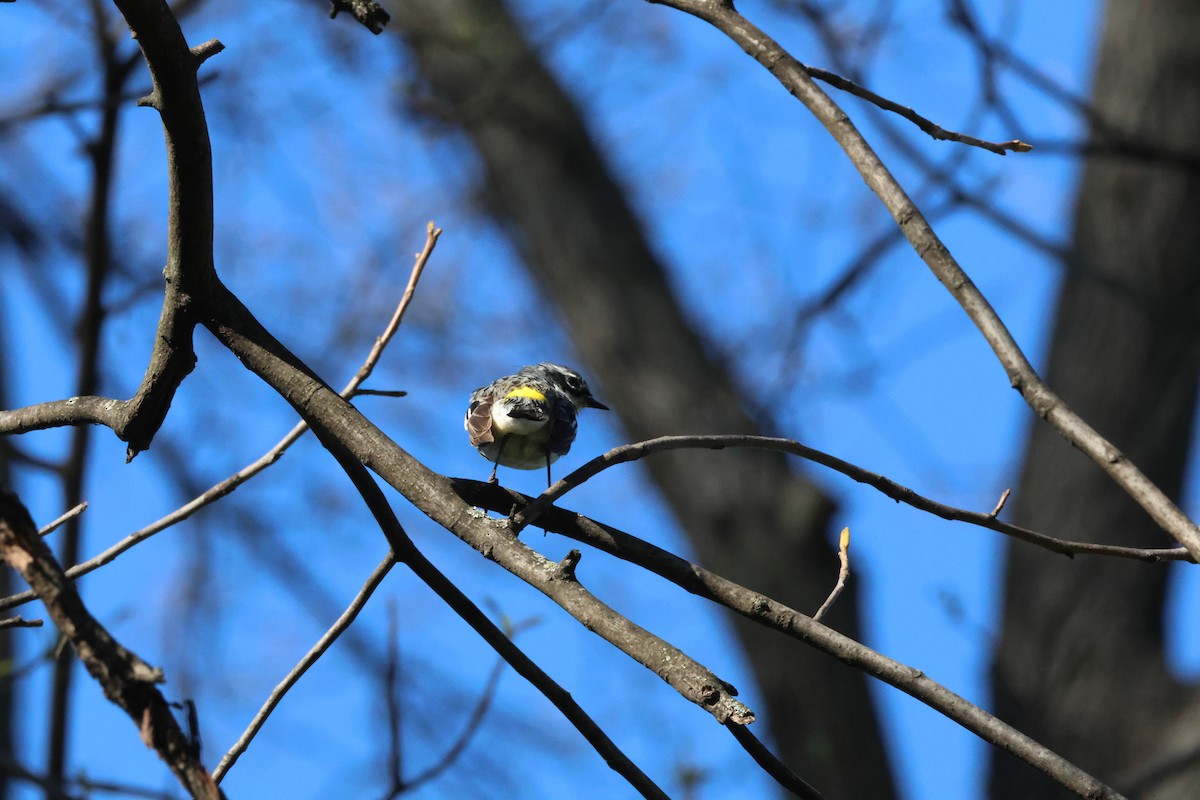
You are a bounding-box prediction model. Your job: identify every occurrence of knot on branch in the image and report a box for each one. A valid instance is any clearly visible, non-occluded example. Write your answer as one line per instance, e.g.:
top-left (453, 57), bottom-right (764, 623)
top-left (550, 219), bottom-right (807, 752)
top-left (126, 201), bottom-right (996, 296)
top-left (191, 39), bottom-right (225, 68)
top-left (554, 549), bottom-right (582, 580)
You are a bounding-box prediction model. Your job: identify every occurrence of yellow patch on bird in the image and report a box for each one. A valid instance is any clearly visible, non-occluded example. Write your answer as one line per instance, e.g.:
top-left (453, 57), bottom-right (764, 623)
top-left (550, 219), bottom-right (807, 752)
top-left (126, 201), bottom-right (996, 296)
top-left (505, 386), bottom-right (546, 402)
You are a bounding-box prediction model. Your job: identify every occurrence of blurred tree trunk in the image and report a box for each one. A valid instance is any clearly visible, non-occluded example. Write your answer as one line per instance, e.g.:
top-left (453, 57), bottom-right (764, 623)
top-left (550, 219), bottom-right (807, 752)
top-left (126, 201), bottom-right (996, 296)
top-left (388, 1), bottom-right (896, 796)
top-left (989, 0), bottom-right (1200, 797)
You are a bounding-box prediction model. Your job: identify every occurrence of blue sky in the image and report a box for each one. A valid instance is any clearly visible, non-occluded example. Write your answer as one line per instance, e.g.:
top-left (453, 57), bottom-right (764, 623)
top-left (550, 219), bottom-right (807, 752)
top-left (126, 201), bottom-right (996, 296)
top-left (5, 1), bottom-right (1197, 798)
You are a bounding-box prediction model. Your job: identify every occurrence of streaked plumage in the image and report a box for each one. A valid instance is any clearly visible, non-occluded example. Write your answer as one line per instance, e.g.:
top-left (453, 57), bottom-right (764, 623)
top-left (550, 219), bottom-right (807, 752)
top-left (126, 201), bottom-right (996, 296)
top-left (466, 363), bottom-right (608, 482)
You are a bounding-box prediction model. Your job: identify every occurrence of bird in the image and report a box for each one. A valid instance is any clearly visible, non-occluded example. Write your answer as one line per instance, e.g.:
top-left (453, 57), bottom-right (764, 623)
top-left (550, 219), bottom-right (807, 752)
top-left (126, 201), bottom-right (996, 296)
top-left (465, 363), bottom-right (608, 485)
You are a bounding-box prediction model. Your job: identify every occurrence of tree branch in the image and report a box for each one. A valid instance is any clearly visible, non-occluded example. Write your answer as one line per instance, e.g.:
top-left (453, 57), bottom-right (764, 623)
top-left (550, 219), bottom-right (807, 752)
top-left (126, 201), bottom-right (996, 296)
top-left (0, 490), bottom-right (223, 799)
top-left (804, 64), bottom-right (1032, 155)
top-left (452, 479), bottom-right (1126, 800)
top-left (645, 0), bottom-right (1200, 562)
top-left (213, 552), bottom-right (397, 782)
top-left (511, 434), bottom-right (1191, 562)
top-left (0, 225), bottom-right (439, 614)
top-left (38, 503), bottom-right (88, 537)
top-left (308, 437), bottom-right (670, 799)
top-left (0, 0), bottom-right (219, 456)
top-left (204, 278), bottom-right (753, 726)
top-left (725, 721), bottom-right (825, 800)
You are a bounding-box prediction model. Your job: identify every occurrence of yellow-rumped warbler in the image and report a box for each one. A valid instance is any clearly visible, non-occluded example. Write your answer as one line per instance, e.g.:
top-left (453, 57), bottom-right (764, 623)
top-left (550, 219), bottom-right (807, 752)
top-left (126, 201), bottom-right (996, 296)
top-left (466, 363), bottom-right (608, 484)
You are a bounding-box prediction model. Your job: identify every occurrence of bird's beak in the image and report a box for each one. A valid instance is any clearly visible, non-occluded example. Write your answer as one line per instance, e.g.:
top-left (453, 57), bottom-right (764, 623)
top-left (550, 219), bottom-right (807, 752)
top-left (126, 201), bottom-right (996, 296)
top-left (586, 396), bottom-right (609, 411)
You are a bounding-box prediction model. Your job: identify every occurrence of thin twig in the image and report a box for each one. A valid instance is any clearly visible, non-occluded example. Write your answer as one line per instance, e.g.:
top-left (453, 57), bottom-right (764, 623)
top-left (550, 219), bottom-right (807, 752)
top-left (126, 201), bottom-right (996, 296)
top-left (399, 653), bottom-right (506, 793)
top-left (0, 616), bottom-right (44, 629)
top-left (987, 488), bottom-right (1011, 519)
top-left (813, 528), bottom-right (850, 623)
top-left (212, 553), bottom-right (397, 783)
top-left (395, 614), bottom-right (539, 794)
top-left (347, 221), bottom-right (441, 392)
top-left (725, 721), bottom-right (825, 800)
top-left (38, 502), bottom-right (88, 537)
top-left (805, 65), bottom-right (1032, 155)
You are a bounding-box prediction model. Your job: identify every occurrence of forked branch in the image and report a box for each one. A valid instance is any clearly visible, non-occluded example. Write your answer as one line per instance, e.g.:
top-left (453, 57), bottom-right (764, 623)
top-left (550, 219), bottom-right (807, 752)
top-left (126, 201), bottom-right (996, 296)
top-left (454, 479), bottom-right (1126, 800)
top-left (646, 0), bottom-right (1200, 562)
top-left (512, 434), bottom-right (1190, 563)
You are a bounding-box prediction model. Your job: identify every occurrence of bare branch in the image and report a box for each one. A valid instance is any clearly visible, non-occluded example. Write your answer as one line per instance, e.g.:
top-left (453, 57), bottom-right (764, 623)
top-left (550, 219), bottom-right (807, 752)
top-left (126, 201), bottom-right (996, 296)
top-left (347, 221), bottom-right (442, 392)
top-left (206, 281), bottom-right (755, 730)
top-left (109, 0), bottom-right (223, 458)
top-left (511, 434), bottom-right (1191, 562)
top-left (813, 527), bottom-right (850, 623)
top-left (354, 389), bottom-right (409, 398)
top-left (0, 225), bottom-right (440, 614)
top-left (0, 0), bottom-right (219, 456)
top-left (987, 488), bottom-right (1012, 519)
top-left (311, 439), bottom-right (669, 799)
top-left (805, 65), bottom-right (1032, 155)
top-left (0, 616), bottom-right (43, 629)
top-left (725, 721), bottom-right (825, 800)
top-left (646, 0), bottom-right (1200, 563)
top-left (0, 396), bottom-right (134, 438)
top-left (454, 479), bottom-right (1126, 800)
top-left (37, 503), bottom-right (88, 537)
top-left (0, 490), bottom-right (223, 799)
top-left (213, 552), bottom-right (397, 782)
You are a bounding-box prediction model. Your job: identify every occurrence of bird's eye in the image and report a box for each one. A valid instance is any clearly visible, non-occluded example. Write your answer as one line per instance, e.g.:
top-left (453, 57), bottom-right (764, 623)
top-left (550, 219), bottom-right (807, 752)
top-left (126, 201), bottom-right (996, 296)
top-left (565, 375), bottom-right (584, 392)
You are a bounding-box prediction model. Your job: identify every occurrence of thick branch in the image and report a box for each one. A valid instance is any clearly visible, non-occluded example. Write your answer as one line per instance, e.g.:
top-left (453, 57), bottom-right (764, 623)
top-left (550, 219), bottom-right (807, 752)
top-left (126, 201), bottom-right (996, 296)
top-left (0, 226), bottom-right (440, 614)
top-left (0, 490), bottom-right (222, 799)
top-left (309, 434), bottom-right (669, 798)
top-left (0, 2), bottom-right (215, 454)
top-left (452, 479), bottom-right (1125, 800)
top-left (0, 396), bottom-right (132, 437)
top-left (203, 279), bottom-right (752, 722)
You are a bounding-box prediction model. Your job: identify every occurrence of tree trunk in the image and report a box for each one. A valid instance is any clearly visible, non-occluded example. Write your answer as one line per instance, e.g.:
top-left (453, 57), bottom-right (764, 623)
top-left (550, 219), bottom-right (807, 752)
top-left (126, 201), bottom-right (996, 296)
top-left (990, 1), bottom-right (1200, 796)
top-left (388, 1), bottom-right (896, 795)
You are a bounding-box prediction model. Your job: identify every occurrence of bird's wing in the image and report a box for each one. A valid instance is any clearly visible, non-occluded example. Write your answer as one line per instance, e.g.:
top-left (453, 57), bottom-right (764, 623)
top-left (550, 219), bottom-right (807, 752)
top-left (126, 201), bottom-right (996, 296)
top-left (546, 402), bottom-right (578, 456)
top-left (465, 398), bottom-right (495, 446)
top-left (505, 396), bottom-right (550, 423)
